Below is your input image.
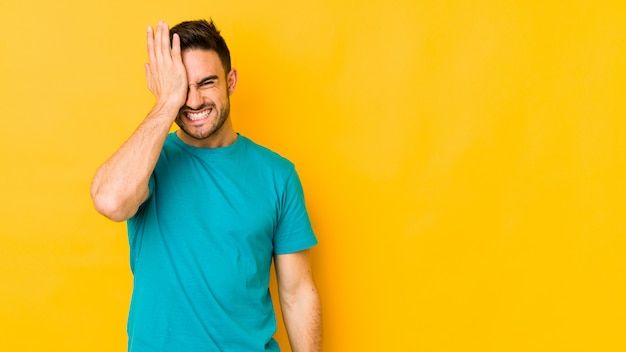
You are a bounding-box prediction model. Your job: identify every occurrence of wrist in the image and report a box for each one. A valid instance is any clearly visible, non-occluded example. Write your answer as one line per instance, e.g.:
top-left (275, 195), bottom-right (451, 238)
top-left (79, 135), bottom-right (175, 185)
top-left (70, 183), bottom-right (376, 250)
top-left (152, 100), bottom-right (183, 118)
top-left (151, 100), bottom-right (183, 120)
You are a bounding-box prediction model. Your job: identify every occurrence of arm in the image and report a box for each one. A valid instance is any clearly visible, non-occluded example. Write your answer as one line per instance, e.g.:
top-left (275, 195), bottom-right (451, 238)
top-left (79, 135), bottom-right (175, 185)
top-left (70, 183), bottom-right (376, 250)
top-left (275, 249), bottom-right (322, 352)
top-left (90, 21), bottom-right (188, 221)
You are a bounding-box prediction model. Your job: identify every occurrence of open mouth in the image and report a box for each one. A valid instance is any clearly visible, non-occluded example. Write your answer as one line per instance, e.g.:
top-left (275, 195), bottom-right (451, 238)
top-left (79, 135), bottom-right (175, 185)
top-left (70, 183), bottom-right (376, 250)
top-left (185, 109), bottom-right (212, 122)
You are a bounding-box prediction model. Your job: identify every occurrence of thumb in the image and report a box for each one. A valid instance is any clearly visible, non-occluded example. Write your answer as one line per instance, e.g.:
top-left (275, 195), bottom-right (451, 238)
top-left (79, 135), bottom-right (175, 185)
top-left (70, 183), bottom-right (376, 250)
top-left (144, 63), bottom-right (155, 93)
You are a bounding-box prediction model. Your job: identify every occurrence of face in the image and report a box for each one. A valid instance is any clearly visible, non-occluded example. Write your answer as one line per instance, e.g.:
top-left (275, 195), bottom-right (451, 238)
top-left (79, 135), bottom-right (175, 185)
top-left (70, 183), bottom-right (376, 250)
top-left (175, 49), bottom-right (237, 147)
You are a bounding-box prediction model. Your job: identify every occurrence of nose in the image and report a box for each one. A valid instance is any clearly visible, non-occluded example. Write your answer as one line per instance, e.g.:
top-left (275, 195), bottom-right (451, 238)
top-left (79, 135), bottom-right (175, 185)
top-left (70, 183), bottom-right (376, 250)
top-left (185, 87), bottom-right (203, 110)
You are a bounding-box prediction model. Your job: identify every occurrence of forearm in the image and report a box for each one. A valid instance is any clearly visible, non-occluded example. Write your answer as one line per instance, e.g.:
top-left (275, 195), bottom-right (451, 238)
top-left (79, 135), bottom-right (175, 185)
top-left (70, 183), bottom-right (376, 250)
top-left (281, 283), bottom-right (322, 352)
top-left (91, 21), bottom-right (188, 221)
top-left (90, 103), bottom-right (177, 221)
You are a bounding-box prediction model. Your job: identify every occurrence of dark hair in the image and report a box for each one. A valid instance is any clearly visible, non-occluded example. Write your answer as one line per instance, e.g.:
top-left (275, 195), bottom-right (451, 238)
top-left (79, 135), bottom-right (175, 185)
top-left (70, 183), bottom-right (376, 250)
top-left (170, 19), bottom-right (232, 74)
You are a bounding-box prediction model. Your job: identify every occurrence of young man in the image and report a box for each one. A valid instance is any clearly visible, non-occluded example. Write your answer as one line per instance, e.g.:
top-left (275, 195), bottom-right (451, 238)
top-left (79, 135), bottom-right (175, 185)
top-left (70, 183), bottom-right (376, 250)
top-left (90, 19), bottom-right (321, 351)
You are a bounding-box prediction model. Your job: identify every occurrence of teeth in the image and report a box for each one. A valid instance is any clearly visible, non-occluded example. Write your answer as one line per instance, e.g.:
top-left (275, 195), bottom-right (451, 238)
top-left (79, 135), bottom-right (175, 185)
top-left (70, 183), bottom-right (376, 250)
top-left (187, 110), bottom-right (210, 120)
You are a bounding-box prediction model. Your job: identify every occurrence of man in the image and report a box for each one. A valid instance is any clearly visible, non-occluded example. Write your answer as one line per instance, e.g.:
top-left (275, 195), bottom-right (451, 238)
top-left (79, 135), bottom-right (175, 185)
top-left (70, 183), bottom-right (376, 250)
top-left (90, 19), bottom-right (321, 351)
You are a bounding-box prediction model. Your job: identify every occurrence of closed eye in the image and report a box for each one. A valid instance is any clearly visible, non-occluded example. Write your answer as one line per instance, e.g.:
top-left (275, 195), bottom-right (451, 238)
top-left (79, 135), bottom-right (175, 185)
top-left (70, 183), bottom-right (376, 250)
top-left (198, 80), bottom-right (215, 87)
top-left (195, 75), bottom-right (219, 89)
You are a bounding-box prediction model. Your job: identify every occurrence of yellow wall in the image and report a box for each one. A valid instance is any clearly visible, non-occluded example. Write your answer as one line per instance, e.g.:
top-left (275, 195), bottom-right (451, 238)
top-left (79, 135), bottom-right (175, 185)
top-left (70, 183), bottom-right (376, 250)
top-left (1, 0), bottom-right (625, 350)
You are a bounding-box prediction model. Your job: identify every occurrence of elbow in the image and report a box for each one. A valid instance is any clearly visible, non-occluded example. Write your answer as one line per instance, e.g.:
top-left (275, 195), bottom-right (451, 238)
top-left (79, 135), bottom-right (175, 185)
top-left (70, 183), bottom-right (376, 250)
top-left (280, 282), bottom-right (320, 310)
top-left (90, 184), bottom-right (134, 222)
top-left (280, 290), bottom-right (298, 309)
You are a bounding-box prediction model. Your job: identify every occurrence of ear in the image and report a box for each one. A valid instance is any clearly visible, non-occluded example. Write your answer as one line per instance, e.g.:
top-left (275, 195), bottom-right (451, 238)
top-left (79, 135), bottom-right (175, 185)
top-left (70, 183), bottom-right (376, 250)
top-left (227, 68), bottom-right (238, 95)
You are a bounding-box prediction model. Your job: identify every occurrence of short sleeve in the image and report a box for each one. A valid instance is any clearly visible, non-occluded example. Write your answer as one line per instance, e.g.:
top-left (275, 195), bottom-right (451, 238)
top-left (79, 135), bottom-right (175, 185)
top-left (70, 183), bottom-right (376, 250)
top-left (273, 167), bottom-right (318, 254)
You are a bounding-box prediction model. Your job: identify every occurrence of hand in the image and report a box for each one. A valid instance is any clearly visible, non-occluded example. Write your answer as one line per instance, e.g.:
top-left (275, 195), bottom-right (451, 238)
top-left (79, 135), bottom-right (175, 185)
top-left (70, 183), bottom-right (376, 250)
top-left (144, 21), bottom-right (188, 112)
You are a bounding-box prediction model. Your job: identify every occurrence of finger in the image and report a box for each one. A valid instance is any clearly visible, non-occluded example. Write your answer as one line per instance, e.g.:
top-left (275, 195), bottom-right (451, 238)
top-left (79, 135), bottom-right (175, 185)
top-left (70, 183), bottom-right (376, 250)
top-left (157, 21), bottom-right (171, 65)
top-left (146, 25), bottom-right (156, 65)
top-left (171, 33), bottom-right (181, 61)
top-left (154, 21), bottom-right (165, 65)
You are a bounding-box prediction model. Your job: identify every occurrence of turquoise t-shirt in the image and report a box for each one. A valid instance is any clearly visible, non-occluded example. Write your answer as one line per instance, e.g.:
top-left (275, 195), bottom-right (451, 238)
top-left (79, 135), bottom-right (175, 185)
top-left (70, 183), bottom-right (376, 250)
top-left (126, 133), bottom-right (317, 351)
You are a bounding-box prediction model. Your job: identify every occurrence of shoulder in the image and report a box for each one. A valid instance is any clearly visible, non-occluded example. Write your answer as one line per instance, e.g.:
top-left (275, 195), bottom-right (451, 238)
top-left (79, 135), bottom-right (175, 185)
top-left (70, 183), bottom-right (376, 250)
top-left (239, 135), bottom-right (295, 171)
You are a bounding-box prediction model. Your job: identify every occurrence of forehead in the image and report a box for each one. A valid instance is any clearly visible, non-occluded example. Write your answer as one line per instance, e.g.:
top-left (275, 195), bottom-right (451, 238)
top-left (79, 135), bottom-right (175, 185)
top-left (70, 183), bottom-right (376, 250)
top-left (181, 49), bottom-right (226, 79)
